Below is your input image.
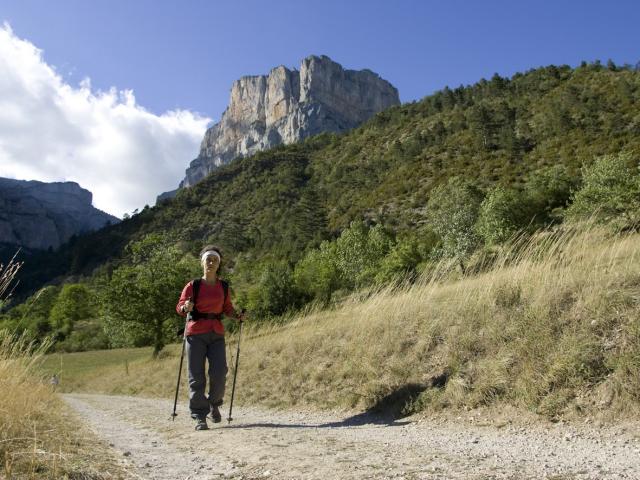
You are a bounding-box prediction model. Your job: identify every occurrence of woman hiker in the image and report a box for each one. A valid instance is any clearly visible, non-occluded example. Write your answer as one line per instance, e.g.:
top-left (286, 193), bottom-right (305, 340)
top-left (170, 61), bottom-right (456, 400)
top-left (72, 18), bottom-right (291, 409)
top-left (176, 245), bottom-right (245, 430)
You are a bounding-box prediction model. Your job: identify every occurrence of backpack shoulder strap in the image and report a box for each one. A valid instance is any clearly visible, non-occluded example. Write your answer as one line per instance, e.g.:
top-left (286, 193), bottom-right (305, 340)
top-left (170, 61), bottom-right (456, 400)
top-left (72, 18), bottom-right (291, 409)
top-left (192, 279), bottom-right (202, 313)
top-left (220, 280), bottom-right (229, 304)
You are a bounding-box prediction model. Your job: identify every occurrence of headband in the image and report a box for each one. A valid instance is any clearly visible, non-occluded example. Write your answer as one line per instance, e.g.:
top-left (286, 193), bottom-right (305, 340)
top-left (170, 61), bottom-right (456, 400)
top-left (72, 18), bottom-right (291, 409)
top-left (201, 250), bottom-right (221, 263)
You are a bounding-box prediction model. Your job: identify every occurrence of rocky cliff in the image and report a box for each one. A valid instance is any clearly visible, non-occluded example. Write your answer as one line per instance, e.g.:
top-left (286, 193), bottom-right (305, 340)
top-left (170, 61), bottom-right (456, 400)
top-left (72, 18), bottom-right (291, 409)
top-left (159, 55), bottom-right (399, 199)
top-left (0, 178), bottom-right (119, 251)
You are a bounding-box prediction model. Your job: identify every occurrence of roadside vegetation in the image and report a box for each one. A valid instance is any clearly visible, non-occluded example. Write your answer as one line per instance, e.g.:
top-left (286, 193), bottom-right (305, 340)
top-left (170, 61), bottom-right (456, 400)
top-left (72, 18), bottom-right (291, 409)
top-left (0, 260), bottom-right (127, 478)
top-left (41, 222), bottom-right (640, 420)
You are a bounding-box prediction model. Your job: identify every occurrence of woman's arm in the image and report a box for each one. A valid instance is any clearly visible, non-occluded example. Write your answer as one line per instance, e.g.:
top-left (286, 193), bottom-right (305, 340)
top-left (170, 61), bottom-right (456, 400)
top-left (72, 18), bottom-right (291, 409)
top-left (222, 286), bottom-right (244, 321)
top-left (176, 282), bottom-right (194, 316)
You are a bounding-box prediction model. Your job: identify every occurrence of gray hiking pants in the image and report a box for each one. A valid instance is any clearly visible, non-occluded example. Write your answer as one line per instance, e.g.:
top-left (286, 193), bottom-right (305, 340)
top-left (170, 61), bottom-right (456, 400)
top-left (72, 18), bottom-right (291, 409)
top-left (186, 331), bottom-right (228, 419)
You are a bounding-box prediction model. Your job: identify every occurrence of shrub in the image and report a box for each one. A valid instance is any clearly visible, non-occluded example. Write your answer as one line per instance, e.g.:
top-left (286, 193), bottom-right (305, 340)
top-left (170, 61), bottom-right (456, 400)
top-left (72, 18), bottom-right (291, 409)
top-left (334, 222), bottom-right (395, 288)
top-left (476, 186), bottom-right (526, 246)
top-left (49, 283), bottom-right (94, 339)
top-left (293, 241), bottom-right (340, 304)
top-left (524, 164), bottom-right (575, 225)
top-left (565, 152), bottom-right (640, 229)
top-left (375, 231), bottom-right (438, 283)
top-left (246, 262), bottom-right (301, 319)
top-left (426, 177), bottom-right (484, 263)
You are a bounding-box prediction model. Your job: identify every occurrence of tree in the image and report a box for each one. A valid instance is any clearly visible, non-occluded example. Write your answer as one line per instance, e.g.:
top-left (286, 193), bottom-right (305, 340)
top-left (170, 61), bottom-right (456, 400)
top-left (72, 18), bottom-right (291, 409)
top-left (524, 165), bottom-right (575, 225)
top-left (294, 241), bottom-right (340, 304)
top-left (334, 222), bottom-right (395, 288)
top-left (426, 177), bottom-right (484, 265)
top-left (49, 284), bottom-right (93, 339)
top-left (468, 104), bottom-right (496, 150)
top-left (565, 153), bottom-right (640, 229)
top-left (375, 232), bottom-right (437, 284)
top-left (101, 234), bottom-right (196, 356)
top-left (1, 285), bottom-right (60, 340)
top-left (476, 187), bottom-right (526, 246)
top-left (245, 261), bottom-right (300, 319)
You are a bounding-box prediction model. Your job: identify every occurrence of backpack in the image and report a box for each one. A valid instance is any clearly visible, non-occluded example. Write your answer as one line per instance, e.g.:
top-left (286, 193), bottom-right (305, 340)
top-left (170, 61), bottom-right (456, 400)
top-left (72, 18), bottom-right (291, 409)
top-left (190, 278), bottom-right (229, 320)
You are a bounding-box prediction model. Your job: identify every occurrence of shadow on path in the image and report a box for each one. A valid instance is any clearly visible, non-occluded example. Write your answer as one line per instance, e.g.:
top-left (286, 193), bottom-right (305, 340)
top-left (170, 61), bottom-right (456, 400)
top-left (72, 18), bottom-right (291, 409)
top-left (223, 382), bottom-right (435, 430)
top-left (222, 414), bottom-right (412, 431)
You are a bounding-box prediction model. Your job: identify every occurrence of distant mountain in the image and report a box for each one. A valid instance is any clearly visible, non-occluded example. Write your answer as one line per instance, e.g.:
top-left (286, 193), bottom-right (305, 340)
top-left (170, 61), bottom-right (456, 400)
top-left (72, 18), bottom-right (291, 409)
top-left (158, 55), bottom-right (399, 201)
top-left (0, 178), bottom-right (119, 251)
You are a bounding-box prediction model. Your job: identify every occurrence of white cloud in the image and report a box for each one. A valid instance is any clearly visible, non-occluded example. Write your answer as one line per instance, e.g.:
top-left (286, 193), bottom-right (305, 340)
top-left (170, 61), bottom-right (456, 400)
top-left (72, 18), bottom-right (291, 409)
top-left (0, 23), bottom-right (210, 218)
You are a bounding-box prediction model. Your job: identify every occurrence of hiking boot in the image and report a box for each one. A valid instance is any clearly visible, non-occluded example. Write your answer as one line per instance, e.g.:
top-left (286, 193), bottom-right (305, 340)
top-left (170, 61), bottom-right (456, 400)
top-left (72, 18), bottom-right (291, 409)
top-left (210, 405), bottom-right (222, 423)
top-left (195, 417), bottom-right (209, 431)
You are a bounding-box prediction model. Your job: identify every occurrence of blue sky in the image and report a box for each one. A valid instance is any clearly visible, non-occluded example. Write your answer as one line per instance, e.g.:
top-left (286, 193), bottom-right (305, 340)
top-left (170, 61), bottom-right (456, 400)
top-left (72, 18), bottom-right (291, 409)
top-left (4, 0), bottom-right (639, 119)
top-left (0, 0), bottom-right (639, 216)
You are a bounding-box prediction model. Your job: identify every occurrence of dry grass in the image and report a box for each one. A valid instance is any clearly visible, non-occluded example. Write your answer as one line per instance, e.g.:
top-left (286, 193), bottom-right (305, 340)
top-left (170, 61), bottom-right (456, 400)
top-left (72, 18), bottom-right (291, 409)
top-left (47, 224), bottom-right (640, 421)
top-left (0, 253), bottom-right (128, 478)
top-left (0, 331), bottom-right (131, 479)
top-left (222, 225), bottom-right (636, 417)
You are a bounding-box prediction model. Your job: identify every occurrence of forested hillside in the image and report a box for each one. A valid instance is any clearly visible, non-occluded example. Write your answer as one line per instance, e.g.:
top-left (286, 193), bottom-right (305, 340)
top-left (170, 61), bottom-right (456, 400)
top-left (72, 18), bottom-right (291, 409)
top-left (4, 61), bottom-right (640, 351)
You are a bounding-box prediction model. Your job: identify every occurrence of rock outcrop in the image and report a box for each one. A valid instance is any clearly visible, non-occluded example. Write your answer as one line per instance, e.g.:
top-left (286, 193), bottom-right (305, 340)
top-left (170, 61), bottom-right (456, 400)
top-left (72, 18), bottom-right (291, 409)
top-left (0, 178), bottom-right (119, 251)
top-left (160, 55), bottom-right (399, 198)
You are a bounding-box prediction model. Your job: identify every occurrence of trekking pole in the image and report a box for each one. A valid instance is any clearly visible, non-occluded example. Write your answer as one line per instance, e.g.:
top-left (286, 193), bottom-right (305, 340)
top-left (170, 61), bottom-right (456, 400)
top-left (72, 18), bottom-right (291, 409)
top-left (227, 313), bottom-right (245, 424)
top-left (171, 307), bottom-right (191, 421)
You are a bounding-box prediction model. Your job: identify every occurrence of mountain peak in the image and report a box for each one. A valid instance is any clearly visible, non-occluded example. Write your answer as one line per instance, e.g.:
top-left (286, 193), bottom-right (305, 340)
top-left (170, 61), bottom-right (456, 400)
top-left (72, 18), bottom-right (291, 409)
top-left (161, 55), bottom-right (399, 197)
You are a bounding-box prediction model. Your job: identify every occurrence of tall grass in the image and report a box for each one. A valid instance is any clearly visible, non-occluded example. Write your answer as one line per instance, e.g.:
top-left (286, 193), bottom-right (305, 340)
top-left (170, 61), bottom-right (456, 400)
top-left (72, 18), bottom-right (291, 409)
top-left (52, 224), bottom-right (640, 420)
top-left (0, 332), bottom-right (59, 477)
top-left (0, 257), bottom-right (124, 478)
top-left (0, 254), bottom-right (60, 477)
top-left (235, 223), bottom-right (640, 418)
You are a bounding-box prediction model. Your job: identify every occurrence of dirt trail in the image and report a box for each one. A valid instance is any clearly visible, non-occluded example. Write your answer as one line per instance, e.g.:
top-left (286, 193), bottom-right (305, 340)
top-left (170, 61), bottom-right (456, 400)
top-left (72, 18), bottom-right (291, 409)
top-left (64, 393), bottom-right (639, 480)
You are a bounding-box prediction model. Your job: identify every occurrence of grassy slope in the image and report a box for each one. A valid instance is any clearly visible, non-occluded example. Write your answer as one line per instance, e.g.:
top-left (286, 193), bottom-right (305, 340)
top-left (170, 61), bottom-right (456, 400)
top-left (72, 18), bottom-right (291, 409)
top-left (44, 225), bottom-right (640, 420)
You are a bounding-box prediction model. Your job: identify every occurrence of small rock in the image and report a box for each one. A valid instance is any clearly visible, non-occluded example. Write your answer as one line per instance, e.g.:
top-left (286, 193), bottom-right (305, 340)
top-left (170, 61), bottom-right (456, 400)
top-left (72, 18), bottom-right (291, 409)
top-left (263, 471), bottom-right (271, 477)
top-left (123, 451), bottom-right (131, 457)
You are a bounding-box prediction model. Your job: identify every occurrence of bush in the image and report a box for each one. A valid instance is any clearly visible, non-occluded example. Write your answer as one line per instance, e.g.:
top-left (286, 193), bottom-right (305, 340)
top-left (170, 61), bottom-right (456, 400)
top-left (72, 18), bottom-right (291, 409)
top-left (246, 262), bottom-right (301, 319)
top-left (49, 283), bottom-right (94, 339)
top-left (293, 241), bottom-right (340, 304)
top-left (524, 165), bottom-right (575, 225)
top-left (565, 152), bottom-right (640, 229)
top-left (375, 231), bottom-right (438, 283)
top-left (55, 320), bottom-right (110, 352)
top-left (426, 177), bottom-right (484, 262)
top-left (334, 222), bottom-right (395, 288)
top-left (0, 285), bottom-right (59, 341)
top-left (476, 186), bottom-right (525, 246)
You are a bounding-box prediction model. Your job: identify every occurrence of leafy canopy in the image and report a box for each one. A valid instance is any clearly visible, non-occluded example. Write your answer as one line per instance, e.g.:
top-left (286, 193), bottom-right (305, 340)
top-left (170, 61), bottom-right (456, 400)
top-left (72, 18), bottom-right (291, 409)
top-left (100, 233), bottom-right (197, 356)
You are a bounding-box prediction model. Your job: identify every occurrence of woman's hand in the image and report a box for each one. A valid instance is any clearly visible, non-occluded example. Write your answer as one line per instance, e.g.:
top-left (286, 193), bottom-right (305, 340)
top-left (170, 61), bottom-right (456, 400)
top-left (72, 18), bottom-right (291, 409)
top-left (182, 300), bottom-right (194, 313)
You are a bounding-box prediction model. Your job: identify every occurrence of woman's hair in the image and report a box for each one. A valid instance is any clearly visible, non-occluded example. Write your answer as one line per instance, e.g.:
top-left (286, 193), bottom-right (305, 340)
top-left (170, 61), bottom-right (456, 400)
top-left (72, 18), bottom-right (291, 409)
top-left (199, 245), bottom-right (223, 273)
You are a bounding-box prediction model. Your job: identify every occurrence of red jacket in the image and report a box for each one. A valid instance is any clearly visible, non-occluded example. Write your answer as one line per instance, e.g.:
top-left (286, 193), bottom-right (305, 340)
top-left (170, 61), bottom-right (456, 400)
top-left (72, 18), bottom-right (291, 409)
top-left (176, 279), bottom-right (236, 336)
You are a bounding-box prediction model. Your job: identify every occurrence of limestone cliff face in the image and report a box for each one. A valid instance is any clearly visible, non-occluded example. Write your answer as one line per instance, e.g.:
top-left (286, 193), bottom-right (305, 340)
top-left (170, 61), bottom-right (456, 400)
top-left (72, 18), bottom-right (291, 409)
top-left (173, 55), bottom-right (400, 191)
top-left (0, 178), bottom-right (120, 250)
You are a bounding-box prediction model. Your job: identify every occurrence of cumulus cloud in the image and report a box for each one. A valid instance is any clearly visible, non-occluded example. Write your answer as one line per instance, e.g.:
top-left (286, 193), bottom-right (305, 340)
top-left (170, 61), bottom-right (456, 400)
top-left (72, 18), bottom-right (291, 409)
top-left (0, 23), bottom-right (211, 218)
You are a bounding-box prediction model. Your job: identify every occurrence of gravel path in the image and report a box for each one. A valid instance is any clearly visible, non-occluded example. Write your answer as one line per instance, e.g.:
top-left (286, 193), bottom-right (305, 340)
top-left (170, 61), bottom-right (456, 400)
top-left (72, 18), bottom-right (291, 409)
top-left (64, 393), bottom-right (640, 479)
